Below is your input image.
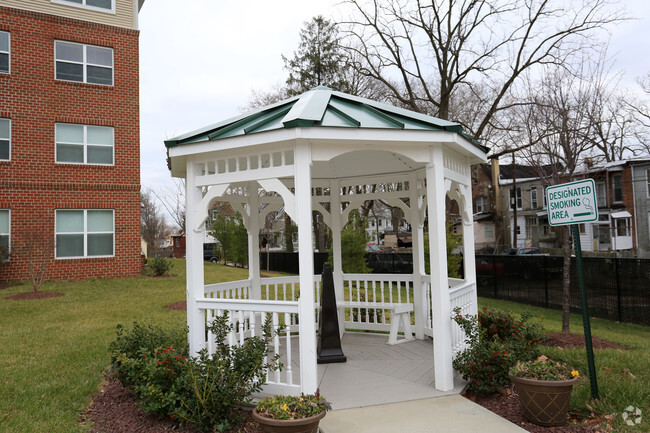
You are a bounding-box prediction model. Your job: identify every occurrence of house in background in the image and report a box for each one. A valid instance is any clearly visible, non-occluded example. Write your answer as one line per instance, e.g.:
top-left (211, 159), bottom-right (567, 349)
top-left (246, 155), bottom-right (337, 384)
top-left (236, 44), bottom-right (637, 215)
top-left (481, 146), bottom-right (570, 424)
top-left (0, 0), bottom-right (145, 281)
top-left (473, 157), bottom-right (650, 256)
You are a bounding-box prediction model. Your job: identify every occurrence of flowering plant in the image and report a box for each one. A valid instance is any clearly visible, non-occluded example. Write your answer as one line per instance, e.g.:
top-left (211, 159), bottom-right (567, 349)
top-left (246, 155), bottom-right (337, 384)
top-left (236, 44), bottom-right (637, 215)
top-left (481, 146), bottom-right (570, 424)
top-left (510, 355), bottom-right (580, 381)
top-left (255, 391), bottom-right (331, 420)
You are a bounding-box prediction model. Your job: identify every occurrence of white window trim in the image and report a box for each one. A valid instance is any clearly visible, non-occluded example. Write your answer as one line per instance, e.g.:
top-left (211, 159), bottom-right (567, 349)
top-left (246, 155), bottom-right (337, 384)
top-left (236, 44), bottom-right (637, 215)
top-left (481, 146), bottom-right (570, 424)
top-left (0, 209), bottom-right (10, 259)
top-left (54, 40), bottom-right (114, 86)
top-left (55, 209), bottom-right (115, 259)
top-left (55, 123), bottom-right (114, 166)
top-left (530, 187), bottom-right (538, 209)
top-left (0, 30), bottom-right (9, 74)
top-left (51, 0), bottom-right (116, 14)
top-left (0, 118), bottom-right (10, 161)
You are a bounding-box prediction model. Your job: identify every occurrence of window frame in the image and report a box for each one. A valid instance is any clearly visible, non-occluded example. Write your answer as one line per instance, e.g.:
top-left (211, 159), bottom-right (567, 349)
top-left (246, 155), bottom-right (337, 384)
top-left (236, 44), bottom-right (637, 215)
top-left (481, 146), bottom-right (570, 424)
top-left (0, 209), bottom-right (10, 258)
top-left (530, 186), bottom-right (538, 209)
top-left (54, 40), bottom-right (114, 86)
top-left (484, 223), bottom-right (494, 240)
top-left (51, 0), bottom-right (115, 14)
top-left (509, 187), bottom-right (522, 210)
top-left (0, 118), bottom-right (10, 161)
top-left (596, 182), bottom-right (607, 207)
top-left (55, 123), bottom-right (114, 166)
top-left (475, 196), bottom-right (488, 213)
top-left (0, 30), bottom-right (9, 74)
top-left (612, 174), bottom-right (623, 203)
top-left (55, 209), bottom-right (115, 259)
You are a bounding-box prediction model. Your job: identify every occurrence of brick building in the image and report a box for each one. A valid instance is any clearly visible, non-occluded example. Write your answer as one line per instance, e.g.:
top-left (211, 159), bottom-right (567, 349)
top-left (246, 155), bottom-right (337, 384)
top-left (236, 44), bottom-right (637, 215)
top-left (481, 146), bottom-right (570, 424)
top-left (0, 0), bottom-right (144, 282)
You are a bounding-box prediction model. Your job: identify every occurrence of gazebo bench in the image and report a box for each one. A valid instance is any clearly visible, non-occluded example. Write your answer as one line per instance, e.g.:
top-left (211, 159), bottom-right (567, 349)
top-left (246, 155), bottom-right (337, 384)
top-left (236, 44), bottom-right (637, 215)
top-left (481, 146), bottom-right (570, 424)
top-left (337, 302), bottom-right (414, 345)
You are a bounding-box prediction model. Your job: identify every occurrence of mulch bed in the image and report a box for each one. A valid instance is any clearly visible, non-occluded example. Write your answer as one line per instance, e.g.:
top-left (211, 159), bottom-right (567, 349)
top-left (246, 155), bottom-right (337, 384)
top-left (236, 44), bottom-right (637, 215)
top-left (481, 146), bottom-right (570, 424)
top-left (84, 333), bottom-right (621, 433)
top-left (4, 291), bottom-right (64, 300)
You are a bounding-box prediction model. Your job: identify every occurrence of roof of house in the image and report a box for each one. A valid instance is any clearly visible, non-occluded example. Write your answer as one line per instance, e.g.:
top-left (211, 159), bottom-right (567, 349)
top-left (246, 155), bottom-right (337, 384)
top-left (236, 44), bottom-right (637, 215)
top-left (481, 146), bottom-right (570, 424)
top-left (164, 86), bottom-right (488, 153)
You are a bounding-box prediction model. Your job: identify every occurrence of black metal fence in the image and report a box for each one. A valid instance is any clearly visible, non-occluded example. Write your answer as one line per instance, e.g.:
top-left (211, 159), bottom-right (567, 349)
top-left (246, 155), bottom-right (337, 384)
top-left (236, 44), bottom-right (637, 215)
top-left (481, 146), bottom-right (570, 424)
top-left (259, 252), bottom-right (330, 275)
top-left (476, 255), bottom-right (650, 327)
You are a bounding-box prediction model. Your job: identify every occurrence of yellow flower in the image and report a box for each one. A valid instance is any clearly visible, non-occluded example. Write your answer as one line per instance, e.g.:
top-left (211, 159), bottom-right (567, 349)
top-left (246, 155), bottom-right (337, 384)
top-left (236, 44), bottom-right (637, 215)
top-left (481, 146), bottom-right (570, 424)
top-left (571, 370), bottom-right (580, 377)
top-left (282, 403), bottom-right (288, 411)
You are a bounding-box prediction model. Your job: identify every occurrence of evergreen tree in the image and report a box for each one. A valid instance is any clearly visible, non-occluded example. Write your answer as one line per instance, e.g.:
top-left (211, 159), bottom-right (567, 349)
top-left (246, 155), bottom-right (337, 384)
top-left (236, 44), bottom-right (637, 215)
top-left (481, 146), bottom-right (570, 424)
top-left (283, 16), bottom-right (350, 95)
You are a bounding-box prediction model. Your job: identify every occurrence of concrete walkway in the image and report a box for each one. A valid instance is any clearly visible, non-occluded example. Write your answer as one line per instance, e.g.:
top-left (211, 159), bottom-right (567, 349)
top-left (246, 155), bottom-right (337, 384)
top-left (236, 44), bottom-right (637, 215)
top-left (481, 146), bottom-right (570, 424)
top-left (319, 395), bottom-right (529, 433)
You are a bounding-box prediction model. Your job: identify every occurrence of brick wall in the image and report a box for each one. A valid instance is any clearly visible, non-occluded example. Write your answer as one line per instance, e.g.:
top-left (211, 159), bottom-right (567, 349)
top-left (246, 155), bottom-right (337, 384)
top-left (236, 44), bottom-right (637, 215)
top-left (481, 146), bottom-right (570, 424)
top-left (0, 7), bottom-right (141, 282)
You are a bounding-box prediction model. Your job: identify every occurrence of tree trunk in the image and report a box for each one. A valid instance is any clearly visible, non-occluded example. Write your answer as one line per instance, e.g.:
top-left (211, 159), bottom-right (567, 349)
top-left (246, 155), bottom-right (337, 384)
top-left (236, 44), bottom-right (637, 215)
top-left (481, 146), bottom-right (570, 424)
top-left (284, 214), bottom-right (294, 253)
top-left (561, 226), bottom-right (571, 334)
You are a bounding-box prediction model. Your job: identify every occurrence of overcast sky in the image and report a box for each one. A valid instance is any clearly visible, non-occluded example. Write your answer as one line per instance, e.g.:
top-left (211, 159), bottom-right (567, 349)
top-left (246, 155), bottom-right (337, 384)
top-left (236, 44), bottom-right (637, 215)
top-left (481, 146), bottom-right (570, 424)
top-left (138, 0), bottom-right (650, 205)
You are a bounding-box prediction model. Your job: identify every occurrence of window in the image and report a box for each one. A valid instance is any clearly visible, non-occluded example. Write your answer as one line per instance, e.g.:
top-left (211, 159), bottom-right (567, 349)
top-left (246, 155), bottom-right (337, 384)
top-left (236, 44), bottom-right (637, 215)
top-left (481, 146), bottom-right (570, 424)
top-left (543, 186), bottom-right (547, 209)
top-left (0, 31), bottom-right (9, 73)
top-left (509, 187), bottom-right (522, 210)
top-left (0, 118), bottom-right (9, 160)
top-left (615, 218), bottom-right (630, 237)
top-left (612, 174), bottom-right (623, 203)
top-left (596, 182), bottom-right (606, 207)
top-left (530, 187), bottom-right (538, 209)
top-left (646, 170), bottom-right (650, 199)
top-left (55, 41), bottom-right (113, 85)
top-left (55, 210), bottom-right (114, 258)
top-left (475, 196), bottom-right (488, 213)
top-left (579, 223), bottom-right (586, 234)
top-left (55, 123), bottom-right (113, 165)
top-left (484, 223), bottom-right (494, 239)
top-left (53, 0), bottom-right (114, 12)
top-left (0, 209), bottom-right (9, 254)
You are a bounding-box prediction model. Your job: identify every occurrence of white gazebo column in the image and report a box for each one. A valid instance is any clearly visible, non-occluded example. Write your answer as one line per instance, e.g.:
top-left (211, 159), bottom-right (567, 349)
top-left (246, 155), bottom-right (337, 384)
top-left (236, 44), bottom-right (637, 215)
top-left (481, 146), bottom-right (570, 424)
top-left (248, 182), bottom-right (261, 300)
top-left (295, 140), bottom-right (318, 393)
top-left (460, 185), bottom-right (478, 316)
top-left (409, 172), bottom-right (424, 340)
top-left (426, 147), bottom-right (454, 391)
top-left (186, 160), bottom-right (206, 356)
top-left (329, 179), bottom-right (345, 335)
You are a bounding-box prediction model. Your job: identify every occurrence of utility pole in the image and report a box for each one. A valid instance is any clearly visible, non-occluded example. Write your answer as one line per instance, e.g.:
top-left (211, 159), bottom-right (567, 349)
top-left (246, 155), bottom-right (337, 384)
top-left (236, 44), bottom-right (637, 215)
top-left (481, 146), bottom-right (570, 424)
top-left (512, 151), bottom-right (518, 248)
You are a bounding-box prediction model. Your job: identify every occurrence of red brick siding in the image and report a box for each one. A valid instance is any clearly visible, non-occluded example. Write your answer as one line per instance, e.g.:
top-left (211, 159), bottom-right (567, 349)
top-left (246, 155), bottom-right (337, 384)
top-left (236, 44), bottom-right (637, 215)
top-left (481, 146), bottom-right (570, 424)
top-left (0, 7), bottom-right (141, 282)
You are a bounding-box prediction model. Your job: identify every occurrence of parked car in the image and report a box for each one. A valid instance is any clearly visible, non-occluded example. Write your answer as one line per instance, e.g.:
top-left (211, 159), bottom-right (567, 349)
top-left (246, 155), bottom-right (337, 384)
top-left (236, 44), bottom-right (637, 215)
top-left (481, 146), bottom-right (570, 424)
top-left (475, 258), bottom-right (504, 286)
top-left (366, 252), bottom-right (412, 274)
top-left (499, 247), bottom-right (547, 256)
top-left (204, 249), bottom-right (218, 262)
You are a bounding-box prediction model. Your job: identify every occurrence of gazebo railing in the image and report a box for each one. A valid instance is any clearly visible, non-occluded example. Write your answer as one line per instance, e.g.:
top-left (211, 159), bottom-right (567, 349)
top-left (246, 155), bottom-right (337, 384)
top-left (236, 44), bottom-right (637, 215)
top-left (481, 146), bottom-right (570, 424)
top-left (341, 273), bottom-right (414, 332)
top-left (195, 297), bottom-right (302, 395)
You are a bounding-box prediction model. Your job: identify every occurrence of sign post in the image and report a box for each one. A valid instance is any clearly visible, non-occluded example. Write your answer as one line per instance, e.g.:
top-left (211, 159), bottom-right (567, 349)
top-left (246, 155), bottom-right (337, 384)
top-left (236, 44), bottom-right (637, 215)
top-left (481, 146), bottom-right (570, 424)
top-left (546, 179), bottom-right (599, 399)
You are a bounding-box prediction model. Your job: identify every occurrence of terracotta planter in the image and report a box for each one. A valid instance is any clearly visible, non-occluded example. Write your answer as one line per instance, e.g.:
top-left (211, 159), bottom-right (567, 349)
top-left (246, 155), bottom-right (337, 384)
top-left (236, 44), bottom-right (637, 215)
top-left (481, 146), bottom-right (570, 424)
top-left (252, 409), bottom-right (326, 433)
top-left (509, 374), bottom-right (578, 426)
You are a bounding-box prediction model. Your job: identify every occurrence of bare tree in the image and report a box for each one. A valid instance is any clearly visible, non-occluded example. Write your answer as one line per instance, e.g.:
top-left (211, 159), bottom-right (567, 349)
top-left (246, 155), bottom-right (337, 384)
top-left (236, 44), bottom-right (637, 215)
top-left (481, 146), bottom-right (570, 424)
top-left (141, 189), bottom-right (167, 251)
top-left (339, 0), bottom-right (625, 148)
top-left (12, 231), bottom-right (54, 292)
top-left (515, 65), bottom-right (598, 334)
top-left (150, 179), bottom-right (186, 234)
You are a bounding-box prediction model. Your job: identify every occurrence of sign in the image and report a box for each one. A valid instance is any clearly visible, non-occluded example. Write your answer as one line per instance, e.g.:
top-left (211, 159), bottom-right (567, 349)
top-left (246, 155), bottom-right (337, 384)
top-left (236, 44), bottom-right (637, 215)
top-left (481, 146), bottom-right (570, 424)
top-left (546, 179), bottom-right (598, 226)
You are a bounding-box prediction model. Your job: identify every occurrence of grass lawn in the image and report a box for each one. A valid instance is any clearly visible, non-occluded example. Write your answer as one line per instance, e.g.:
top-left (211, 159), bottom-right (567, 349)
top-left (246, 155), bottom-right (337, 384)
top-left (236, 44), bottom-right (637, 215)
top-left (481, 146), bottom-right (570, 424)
top-left (479, 297), bottom-right (649, 432)
top-left (0, 259), bottom-right (249, 433)
top-left (1, 264), bottom-right (647, 432)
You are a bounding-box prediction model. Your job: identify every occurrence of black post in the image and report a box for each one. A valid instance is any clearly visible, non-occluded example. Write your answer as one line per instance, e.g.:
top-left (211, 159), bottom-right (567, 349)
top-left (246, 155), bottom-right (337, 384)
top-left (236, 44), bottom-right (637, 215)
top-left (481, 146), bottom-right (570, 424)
top-left (572, 224), bottom-right (599, 399)
top-left (317, 264), bottom-right (347, 364)
top-left (544, 255), bottom-right (549, 308)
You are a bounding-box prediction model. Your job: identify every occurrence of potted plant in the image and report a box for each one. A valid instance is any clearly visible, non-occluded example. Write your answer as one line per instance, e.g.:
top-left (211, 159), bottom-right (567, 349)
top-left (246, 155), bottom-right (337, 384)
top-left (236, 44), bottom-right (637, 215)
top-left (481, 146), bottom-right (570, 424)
top-left (509, 355), bottom-right (580, 426)
top-left (252, 392), bottom-right (331, 433)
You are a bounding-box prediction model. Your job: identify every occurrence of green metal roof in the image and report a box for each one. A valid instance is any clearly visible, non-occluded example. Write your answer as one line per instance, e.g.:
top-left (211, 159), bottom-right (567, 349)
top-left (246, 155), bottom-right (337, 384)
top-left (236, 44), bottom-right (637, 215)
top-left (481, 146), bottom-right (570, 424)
top-left (164, 86), bottom-right (486, 152)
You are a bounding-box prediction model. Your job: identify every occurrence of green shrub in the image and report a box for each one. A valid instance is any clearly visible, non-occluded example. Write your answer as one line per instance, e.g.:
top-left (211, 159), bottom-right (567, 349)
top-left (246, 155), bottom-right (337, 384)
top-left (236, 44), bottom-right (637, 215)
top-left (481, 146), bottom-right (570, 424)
top-left (173, 315), bottom-right (281, 431)
top-left (109, 316), bottom-right (281, 432)
top-left (255, 392), bottom-right (331, 420)
top-left (148, 257), bottom-right (172, 276)
top-left (452, 307), bottom-right (543, 394)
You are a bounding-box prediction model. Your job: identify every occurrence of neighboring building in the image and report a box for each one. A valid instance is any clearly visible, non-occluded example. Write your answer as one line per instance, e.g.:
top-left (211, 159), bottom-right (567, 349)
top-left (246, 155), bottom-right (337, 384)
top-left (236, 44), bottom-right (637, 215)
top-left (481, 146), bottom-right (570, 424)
top-left (477, 158), bottom-right (650, 255)
top-left (631, 160), bottom-right (650, 258)
top-left (0, 0), bottom-right (144, 281)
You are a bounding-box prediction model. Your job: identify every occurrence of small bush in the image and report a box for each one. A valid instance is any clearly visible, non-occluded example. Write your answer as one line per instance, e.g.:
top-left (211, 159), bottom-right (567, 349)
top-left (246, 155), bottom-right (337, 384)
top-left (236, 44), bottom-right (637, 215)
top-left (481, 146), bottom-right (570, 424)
top-left (109, 316), bottom-right (281, 432)
top-left (173, 315), bottom-right (281, 431)
top-left (148, 257), bottom-right (172, 276)
top-left (452, 307), bottom-right (543, 394)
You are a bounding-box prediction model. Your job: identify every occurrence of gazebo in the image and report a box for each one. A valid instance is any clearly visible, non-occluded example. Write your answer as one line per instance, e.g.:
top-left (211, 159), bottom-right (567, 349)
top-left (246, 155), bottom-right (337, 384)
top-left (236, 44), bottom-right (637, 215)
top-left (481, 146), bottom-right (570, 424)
top-left (164, 86), bottom-right (488, 397)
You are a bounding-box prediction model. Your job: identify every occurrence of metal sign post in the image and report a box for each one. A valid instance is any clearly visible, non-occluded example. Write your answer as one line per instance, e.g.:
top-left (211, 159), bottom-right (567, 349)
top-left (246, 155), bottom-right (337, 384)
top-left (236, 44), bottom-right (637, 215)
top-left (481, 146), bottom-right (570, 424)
top-left (547, 179), bottom-right (600, 399)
